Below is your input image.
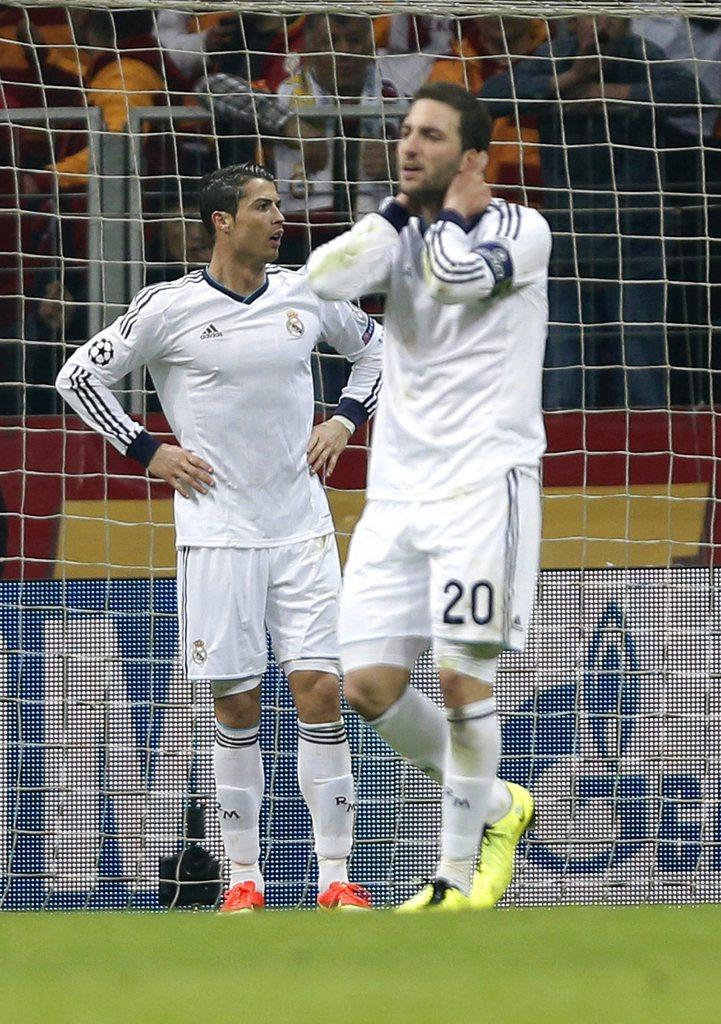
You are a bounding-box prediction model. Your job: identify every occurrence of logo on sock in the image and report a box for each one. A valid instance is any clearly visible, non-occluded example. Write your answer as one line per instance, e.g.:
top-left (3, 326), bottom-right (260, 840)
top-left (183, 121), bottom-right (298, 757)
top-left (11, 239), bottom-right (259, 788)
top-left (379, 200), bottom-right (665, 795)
top-left (218, 806), bottom-right (243, 820)
top-left (443, 785), bottom-right (471, 809)
top-left (334, 796), bottom-right (356, 813)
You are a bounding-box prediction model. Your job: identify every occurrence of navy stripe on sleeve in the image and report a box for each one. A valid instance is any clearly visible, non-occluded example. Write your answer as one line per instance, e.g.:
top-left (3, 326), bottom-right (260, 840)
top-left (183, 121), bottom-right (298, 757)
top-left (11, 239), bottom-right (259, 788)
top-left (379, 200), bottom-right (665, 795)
top-left (427, 224), bottom-right (493, 283)
top-left (69, 366), bottom-right (138, 446)
top-left (362, 374), bottom-right (382, 415)
top-left (427, 224), bottom-right (513, 287)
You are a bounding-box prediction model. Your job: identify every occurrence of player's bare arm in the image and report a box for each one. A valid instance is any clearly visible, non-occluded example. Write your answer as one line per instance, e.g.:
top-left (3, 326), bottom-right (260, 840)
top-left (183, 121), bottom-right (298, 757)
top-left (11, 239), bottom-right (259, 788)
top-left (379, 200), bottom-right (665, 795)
top-left (307, 418), bottom-right (353, 478)
top-left (148, 444), bottom-right (215, 499)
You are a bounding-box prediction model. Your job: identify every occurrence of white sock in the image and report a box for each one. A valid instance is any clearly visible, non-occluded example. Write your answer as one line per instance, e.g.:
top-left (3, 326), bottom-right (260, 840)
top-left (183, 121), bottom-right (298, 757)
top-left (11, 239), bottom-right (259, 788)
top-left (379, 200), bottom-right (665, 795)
top-left (370, 686), bottom-right (511, 821)
top-left (487, 778), bottom-right (513, 824)
top-left (297, 719), bottom-right (354, 893)
top-left (214, 719), bottom-right (265, 892)
top-left (438, 697), bottom-right (501, 896)
top-left (369, 686), bottom-right (448, 784)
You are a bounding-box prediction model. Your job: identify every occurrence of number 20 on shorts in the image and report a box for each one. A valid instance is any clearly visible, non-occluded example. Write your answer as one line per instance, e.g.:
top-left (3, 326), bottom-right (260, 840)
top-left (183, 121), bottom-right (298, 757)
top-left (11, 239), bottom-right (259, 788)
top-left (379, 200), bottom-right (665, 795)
top-left (442, 579), bottom-right (494, 626)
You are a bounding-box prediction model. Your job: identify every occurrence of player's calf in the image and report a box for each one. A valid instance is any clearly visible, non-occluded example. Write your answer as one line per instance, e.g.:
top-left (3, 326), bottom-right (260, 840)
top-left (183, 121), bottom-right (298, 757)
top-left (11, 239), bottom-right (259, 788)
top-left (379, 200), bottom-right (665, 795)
top-left (343, 641), bottom-right (447, 784)
top-left (288, 666), bottom-right (361, 899)
top-left (433, 642), bottom-right (502, 895)
top-left (213, 682), bottom-right (266, 902)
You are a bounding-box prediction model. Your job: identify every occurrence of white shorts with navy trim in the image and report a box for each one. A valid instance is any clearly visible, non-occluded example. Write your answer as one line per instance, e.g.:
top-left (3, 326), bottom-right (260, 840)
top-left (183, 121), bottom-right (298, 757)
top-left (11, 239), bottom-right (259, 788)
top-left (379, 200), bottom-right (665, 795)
top-left (339, 468), bottom-right (541, 654)
top-left (177, 535), bottom-right (341, 681)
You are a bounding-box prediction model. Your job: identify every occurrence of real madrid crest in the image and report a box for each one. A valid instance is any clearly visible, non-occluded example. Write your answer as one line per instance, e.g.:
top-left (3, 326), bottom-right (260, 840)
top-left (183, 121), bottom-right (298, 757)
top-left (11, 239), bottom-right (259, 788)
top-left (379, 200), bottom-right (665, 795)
top-left (286, 310), bottom-right (305, 337)
top-left (191, 639), bottom-right (207, 665)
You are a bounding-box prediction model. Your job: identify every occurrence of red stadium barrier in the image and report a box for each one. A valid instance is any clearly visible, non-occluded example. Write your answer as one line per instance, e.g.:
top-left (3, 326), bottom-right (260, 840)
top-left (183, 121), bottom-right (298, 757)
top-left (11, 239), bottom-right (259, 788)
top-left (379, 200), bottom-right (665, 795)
top-left (1, 410), bottom-right (719, 578)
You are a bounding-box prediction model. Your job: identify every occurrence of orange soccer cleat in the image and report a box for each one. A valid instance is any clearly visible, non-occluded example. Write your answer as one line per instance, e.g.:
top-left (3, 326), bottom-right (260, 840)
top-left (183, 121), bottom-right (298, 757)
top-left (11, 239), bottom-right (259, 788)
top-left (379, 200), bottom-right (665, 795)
top-left (219, 880), bottom-right (265, 914)
top-left (317, 881), bottom-right (373, 911)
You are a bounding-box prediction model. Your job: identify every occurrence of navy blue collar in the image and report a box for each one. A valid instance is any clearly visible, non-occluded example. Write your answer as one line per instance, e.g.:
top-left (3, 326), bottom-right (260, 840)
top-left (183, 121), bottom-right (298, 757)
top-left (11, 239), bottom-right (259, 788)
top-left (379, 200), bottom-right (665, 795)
top-left (203, 267), bottom-right (269, 305)
top-left (417, 210), bottom-right (486, 237)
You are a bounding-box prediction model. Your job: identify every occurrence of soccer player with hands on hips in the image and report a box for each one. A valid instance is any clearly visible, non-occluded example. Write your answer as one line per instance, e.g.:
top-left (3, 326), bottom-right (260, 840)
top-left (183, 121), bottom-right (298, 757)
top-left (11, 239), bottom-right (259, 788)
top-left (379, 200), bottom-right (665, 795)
top-left (56, 164), bottom-right (382, 913)
top-left (308, 82), bottom-right (551, 911)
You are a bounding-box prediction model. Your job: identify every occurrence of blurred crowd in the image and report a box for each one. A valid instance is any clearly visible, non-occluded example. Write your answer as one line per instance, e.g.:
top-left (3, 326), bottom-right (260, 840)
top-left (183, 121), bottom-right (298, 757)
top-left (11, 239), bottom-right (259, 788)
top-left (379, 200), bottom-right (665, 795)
top-left (1, 6), bottom-right (720, 413)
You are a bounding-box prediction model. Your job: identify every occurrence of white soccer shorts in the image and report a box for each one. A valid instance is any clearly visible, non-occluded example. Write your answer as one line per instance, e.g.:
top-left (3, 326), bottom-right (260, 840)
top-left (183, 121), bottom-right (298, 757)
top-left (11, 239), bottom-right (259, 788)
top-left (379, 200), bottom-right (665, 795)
top-left (339, 468), bottom-right (541, 655)
top-left (177, 534), bottom-right (341, 683)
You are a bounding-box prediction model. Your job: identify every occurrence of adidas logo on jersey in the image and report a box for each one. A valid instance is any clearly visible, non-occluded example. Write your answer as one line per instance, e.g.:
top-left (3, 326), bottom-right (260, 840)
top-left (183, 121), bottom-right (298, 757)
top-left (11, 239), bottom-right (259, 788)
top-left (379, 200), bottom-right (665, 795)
top-left (200, 323), bottom-right (223, 340)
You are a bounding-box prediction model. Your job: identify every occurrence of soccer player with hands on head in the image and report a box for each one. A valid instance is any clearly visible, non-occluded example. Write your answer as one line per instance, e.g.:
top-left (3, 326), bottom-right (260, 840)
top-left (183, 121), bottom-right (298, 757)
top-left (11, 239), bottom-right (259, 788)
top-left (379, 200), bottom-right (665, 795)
top-left (309, 82), bottom-right (551, 911)
top-left (56, 163), bottom-right (382, 913)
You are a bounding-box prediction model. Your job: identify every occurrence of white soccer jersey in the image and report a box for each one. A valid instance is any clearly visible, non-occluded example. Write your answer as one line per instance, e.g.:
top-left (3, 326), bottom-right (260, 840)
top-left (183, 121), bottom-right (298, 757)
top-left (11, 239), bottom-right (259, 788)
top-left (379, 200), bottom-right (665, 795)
top-left (308, 198), bottom-right (551, 500)
top-left (56, 266), bottom-right (383, 547)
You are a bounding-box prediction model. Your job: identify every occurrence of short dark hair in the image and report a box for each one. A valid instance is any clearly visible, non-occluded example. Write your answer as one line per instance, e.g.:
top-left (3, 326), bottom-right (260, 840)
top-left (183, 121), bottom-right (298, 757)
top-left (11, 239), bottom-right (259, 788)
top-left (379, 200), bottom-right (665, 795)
top-left (198, 163), bottom-right (275, 238)
top-left (411, 82), bottom-right (491, 153)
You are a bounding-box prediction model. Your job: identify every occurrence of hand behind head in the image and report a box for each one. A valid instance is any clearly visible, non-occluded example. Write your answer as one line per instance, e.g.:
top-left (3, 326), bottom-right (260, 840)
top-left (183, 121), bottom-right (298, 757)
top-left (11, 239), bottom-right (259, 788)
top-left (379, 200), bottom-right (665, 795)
top-left (442, 153), bottom-right (493, 220)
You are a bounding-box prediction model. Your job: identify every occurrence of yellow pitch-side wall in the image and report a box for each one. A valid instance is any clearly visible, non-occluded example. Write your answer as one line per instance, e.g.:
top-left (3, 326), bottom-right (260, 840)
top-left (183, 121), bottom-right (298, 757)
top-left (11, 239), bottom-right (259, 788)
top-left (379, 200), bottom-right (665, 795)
top-left (54, 483), bottom-right (710, 579)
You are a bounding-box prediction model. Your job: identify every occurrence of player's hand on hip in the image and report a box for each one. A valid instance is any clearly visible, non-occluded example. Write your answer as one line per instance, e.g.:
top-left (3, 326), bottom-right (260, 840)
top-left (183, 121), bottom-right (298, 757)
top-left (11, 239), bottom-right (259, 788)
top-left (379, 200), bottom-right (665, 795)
top-left (443, 151), bottom-right (493, 220)
top-left (148, 443), bottom-right (215, 499)
top-left (307, 419), bottom-right (352, 478)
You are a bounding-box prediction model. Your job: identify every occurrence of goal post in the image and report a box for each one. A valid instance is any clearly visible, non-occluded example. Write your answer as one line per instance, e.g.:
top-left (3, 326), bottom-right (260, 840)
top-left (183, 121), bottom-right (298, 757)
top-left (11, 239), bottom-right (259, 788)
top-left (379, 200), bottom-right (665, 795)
top-left (1, 0), bottom-right (720, 909)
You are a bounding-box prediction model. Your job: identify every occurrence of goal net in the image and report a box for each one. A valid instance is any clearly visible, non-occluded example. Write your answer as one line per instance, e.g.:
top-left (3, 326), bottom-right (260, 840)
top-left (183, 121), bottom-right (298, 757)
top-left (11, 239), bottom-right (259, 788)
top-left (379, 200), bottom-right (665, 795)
top-left (1, 0), bottom-right (720, 909)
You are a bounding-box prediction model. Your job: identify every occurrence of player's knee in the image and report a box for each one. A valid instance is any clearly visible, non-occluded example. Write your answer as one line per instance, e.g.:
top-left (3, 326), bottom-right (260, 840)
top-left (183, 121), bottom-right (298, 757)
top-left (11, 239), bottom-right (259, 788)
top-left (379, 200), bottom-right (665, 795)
top-left (289, 670), bottom-right (341, 722)
top-left (436, 640), bottom-right (499, 704)
top-left (439, 669), bottom-right (493, 705)
top-left (214, 686), bottom-right (262, 729)
top-left (343, 670), bottom-right (391, 720)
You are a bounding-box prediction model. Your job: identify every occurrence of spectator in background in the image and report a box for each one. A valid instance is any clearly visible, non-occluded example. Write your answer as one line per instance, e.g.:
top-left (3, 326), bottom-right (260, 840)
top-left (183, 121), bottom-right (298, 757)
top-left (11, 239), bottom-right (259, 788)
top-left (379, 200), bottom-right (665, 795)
top-left (374, 14), bottom-right (452, 96)
top-left (1, 268), bottom-right (86, 415)
top-left (197, 14), bottom-right (398, 267)
top-left (144, 198), bottom-right (212, 286)
top-left (481, 14), bottom-right (705, 410)
top-left (274, 13), bottom-right (398, 264)
top-left (153, 11), bottom-right (304, 88)
top-left (184, 12), bottom-right (312, 168)
top-left (426, 16), bottom-right (547, 204)
top-left (153, 10), bottom-right (242, 81)
top-left (635, 12), bottom-right (721, 340)
top-left (36, 8), bottom-right (188, 190)
top-left (634, 13), bottom-right (721, 147)
top-left (195, 14), bottom-right (394, 407)
top-left (274, 13), bottom-right (397, 406)
top-left (0, 7), bottom-right (90, 172)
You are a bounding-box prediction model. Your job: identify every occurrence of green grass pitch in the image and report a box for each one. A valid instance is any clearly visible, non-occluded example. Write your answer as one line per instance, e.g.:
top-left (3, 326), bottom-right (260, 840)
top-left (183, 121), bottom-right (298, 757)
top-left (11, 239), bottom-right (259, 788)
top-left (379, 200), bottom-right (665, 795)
top-left (3, 906), bottom-right (720, 1024)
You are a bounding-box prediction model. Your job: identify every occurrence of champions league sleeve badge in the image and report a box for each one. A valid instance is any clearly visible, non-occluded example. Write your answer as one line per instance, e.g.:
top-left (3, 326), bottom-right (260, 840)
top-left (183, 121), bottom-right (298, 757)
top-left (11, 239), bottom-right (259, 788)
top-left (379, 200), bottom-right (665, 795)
top-left (88, 337), bottom-right (114, 366)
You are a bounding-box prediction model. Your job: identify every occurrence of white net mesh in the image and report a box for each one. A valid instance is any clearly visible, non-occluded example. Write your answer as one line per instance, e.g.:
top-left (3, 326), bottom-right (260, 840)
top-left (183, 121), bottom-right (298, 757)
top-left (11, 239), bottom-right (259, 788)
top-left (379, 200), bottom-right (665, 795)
top-left (1, 1), bottom-right (720, 908)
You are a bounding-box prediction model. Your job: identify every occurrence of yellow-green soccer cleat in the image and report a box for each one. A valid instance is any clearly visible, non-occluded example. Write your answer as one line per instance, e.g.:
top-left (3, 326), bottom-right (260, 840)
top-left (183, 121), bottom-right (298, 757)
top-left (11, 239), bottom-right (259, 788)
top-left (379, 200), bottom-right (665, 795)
top-left (396, 879), bottom-right (472, 913)
top-left (470, 782), bottom-right (535, 909)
